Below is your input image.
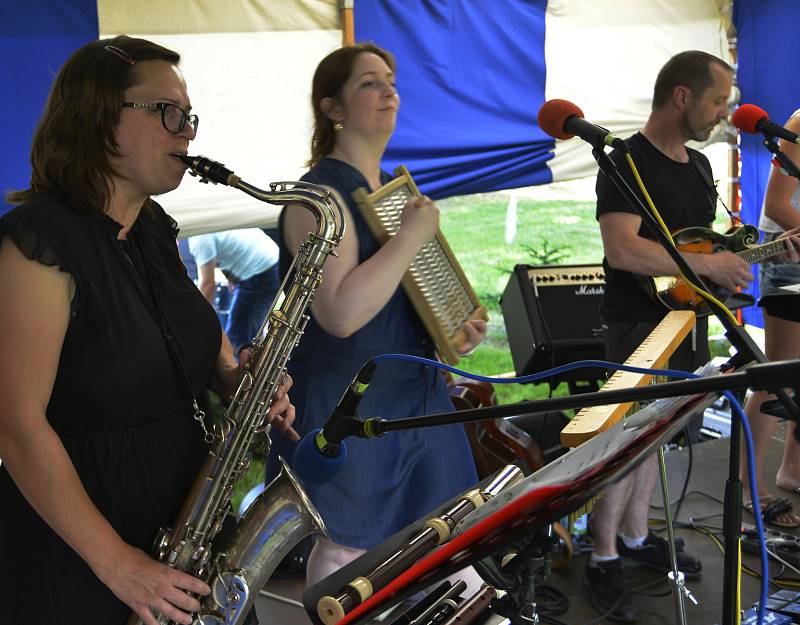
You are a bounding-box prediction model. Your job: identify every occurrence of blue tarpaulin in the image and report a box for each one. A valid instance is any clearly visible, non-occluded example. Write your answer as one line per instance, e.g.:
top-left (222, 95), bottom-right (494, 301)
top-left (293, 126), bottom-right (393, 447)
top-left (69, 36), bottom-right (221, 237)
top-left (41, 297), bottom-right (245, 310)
top-left (354, 1), bottom-right (554, 199)
top-left (3, 0), bottom-right (799, 331)
top-left (0, 0), bottom-right (99, 215)
top-left (734, 0), bottom-right (800, 328)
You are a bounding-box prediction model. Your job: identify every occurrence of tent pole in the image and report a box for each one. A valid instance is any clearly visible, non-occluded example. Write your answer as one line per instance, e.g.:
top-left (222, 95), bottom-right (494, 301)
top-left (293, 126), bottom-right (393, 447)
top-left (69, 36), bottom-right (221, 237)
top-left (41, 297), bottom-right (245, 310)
top-left (340, 0), bottom-right (355, 45)
top-left (726, 20), bottom-right (743, 327)
top-left (728, 31), bottom-right (741, 223)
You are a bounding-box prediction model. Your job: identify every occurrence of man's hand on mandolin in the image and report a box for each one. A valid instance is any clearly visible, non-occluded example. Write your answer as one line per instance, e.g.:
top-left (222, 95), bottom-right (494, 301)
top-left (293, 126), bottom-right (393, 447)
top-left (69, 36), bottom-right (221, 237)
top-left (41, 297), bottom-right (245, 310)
top-left (694, 250), bottom-right (752, 292)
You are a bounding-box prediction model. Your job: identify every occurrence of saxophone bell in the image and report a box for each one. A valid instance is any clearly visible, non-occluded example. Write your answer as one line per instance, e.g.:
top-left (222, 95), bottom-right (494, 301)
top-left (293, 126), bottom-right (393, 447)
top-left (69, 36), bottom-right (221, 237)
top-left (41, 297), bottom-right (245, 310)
top-left (195, 458), bottom-right (327, 624)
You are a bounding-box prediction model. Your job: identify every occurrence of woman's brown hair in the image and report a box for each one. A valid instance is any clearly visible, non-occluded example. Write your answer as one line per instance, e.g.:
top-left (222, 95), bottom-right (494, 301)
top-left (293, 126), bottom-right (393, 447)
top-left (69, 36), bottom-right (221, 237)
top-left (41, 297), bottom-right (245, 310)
top-left (308, 42), bottom-right (396, 168)
top-left (6, 35), bottom-right (180, 215)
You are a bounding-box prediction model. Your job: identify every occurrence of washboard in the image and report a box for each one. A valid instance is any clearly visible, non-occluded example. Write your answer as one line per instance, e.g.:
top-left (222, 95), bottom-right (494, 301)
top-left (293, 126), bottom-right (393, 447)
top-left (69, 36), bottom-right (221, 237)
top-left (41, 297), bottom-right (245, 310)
top-left (352, 165), bottom-right (487, 364)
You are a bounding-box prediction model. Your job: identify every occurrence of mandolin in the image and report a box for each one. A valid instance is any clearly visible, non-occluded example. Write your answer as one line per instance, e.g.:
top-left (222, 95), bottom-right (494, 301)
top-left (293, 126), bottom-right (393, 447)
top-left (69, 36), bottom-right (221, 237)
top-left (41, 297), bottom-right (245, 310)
top-left (644, 224), bottom-right (788, 313)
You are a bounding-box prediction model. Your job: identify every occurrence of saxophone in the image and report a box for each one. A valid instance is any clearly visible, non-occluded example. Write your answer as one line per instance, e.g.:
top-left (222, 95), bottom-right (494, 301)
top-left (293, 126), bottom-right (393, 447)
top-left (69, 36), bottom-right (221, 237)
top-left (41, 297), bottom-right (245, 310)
top-left (129, 155), bottom-right (346, 625)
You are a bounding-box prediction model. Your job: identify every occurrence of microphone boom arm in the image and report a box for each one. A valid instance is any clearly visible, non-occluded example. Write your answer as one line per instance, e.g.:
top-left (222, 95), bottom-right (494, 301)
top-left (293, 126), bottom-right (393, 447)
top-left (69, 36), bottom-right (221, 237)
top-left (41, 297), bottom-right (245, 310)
top-left (349, 359), bottom-right (800, 440)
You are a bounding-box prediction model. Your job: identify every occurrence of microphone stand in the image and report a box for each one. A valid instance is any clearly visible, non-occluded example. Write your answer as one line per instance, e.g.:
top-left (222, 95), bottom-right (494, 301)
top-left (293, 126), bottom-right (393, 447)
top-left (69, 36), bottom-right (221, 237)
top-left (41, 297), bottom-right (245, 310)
top-left (348, 360), bottom-right (800, 436)
top-left (325, 359), bottom-right (800, 625)
top-left (330, 367), bottom-right (800, 625)
top-left (591, 145), bottom-right (800, 625)
top-left (762, 138), bottom-right (800, 182)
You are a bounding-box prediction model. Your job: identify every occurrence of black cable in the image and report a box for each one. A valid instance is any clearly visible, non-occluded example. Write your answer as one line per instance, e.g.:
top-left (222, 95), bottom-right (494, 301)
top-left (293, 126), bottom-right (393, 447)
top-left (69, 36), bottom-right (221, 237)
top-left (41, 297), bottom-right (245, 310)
top-left (578, 577), bottom-right (666, 625)
top-left (687, 518), bottom-right (792, 590)
top-left (682, 489), bottom-right (726, 506)
top-left (541, 614), bottom-right (571, 625)
top-left (651, 489), bottom-right (726, 508)
top-left (681, 519), bottom-right (723, 533)
top-left (772, 564), bottom-right (789, 580)
top-left (535, 583), bottom-right (569, 615)
top-left (633, 588), bottom-right (675, 598)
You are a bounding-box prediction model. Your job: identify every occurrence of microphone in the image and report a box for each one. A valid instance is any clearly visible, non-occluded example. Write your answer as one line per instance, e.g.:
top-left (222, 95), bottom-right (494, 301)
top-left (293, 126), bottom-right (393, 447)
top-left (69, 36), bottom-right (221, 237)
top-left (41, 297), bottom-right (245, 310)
top-left (537, 99), bottom-right (626, 151)
top-left (732, 104), bottom-right (800, 145)
top-left (293, 360), bottom-right (377, 486)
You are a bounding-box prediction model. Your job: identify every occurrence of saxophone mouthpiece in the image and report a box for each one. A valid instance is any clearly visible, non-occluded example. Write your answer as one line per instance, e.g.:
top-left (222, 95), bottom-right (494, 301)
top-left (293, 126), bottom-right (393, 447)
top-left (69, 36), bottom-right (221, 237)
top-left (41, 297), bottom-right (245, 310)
top-left (180, 154), bottom-right (239, 186)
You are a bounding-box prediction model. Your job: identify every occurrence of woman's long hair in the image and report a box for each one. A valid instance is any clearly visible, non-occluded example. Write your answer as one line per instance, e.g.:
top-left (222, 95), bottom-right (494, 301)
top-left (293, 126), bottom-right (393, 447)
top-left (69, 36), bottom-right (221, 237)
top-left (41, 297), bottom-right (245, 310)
top-left (7, 35), bottom-right (180, 215)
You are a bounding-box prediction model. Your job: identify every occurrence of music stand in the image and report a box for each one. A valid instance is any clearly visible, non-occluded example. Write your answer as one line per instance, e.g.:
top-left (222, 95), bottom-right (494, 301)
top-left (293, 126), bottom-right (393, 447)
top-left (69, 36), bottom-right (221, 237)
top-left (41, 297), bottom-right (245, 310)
top-left (302, 363), bottom-right (722, 625)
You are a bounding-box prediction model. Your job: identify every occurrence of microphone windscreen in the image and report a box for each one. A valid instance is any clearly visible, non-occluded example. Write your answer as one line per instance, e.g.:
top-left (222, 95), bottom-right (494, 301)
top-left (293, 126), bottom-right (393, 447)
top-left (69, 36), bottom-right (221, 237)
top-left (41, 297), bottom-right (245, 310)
top-left (537, 99), bottom-right (585, 140)
top-left (292, 428), bottom-right (347, 486)
top-left (732, 104), bottom-right (769, 134)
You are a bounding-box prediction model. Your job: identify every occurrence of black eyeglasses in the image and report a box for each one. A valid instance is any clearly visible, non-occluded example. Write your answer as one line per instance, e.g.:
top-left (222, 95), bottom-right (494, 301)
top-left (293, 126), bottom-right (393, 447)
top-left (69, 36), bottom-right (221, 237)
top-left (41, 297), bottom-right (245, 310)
top-left (122, 102), bottom-right (199, 134)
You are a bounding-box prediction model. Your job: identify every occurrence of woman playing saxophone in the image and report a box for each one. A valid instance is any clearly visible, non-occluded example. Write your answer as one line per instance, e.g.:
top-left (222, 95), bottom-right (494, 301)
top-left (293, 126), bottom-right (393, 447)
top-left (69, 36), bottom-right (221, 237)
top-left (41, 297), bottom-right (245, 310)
top-left (0, 36), bottom-right (296, 625)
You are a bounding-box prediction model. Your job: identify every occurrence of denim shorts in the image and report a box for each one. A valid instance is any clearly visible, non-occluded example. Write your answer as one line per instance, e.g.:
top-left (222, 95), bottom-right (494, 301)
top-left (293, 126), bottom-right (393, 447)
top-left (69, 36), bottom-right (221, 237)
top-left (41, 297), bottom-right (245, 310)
top-left (760, 232), bottom-right (800, 296)
top-left (758, 232), bottom-right (800, 321)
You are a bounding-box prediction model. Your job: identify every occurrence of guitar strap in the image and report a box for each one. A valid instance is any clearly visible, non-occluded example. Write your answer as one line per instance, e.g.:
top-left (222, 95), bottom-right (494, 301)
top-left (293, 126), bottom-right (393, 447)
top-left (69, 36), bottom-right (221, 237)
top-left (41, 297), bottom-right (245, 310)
top-left (688, 149), bottom-right (741, 226)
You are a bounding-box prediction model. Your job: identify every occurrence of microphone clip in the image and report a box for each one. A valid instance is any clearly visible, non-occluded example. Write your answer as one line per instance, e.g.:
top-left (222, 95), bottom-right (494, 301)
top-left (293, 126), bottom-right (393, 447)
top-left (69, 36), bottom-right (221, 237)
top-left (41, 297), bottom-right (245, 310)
top-left (762, 137), bottom-right (800, 182)
top-left (316, 410), bottom-right (367, 456)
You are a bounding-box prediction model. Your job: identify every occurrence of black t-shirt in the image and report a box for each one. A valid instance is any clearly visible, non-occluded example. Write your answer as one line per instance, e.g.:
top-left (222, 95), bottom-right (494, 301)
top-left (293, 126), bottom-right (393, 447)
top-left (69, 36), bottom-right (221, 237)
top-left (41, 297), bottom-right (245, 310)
top-left (596, 132), bottom-right (717, 322)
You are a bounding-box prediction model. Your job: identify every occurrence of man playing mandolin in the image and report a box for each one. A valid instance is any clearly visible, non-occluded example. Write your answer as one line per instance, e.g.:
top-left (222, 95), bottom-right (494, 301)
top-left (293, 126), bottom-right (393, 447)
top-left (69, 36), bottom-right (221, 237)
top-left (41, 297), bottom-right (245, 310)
top-left (584, 50), bottom-right (800, 622)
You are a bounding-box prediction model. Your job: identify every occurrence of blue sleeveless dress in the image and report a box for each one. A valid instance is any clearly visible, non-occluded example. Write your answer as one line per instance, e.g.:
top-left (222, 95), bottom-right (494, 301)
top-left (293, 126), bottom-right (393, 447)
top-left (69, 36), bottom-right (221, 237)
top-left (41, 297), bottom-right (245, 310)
top-left (266, 158), bottom-right (478, 549)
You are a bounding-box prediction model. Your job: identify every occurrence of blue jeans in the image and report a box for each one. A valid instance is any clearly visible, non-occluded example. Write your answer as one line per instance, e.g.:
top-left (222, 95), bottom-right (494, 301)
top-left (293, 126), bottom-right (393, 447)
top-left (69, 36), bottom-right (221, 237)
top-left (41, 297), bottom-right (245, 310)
top-left (225, 263), bottom-right (280, 352)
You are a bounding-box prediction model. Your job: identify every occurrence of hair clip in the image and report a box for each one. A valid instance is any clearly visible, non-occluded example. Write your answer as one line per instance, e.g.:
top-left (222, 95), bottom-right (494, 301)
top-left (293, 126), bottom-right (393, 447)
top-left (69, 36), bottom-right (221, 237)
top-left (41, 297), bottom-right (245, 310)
top-left (104, 45), bottom-right (135, 66)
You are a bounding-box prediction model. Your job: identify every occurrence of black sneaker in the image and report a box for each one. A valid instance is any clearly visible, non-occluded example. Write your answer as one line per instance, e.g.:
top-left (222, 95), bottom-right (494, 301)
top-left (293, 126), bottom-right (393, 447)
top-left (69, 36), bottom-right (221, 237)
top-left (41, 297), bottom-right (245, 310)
top-left (583, 559), bottom-right (637, 623)
top-left (617, 532), bottom-right (702, 579)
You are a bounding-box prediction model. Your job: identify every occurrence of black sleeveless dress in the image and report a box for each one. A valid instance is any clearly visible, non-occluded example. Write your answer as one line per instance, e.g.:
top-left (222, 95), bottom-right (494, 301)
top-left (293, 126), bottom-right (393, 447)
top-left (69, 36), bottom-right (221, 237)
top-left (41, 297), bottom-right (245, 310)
top-left (0, 195), bottom-right (221, 625)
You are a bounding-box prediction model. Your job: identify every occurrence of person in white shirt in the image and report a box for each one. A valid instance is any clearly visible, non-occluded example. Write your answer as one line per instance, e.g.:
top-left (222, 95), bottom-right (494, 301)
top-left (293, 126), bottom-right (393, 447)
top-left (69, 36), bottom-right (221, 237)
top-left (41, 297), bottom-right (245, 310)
top-left (189, 228), bottom-right (280, 352)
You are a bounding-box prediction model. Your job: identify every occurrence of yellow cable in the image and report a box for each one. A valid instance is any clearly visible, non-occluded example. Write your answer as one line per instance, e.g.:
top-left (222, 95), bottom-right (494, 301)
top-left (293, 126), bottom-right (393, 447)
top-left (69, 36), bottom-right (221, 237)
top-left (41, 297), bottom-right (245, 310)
top-left (690, 523), bottom-right (800, 589)
top-left (737, 539), bottom-right (742, 625)
top-left (623, 153), bottom-right (740, 327)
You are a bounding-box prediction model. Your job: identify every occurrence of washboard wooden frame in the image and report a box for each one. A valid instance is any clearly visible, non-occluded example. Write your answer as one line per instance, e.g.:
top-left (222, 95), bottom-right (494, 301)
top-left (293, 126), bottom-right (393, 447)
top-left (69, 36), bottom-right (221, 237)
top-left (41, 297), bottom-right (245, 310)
top-left (352, 165), bottom-right (487, 364)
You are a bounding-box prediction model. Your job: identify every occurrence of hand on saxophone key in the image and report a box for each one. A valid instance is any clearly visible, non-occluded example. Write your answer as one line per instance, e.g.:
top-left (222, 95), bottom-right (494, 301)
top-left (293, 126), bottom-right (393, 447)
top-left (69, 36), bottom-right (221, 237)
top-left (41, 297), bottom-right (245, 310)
top-left (235, 350), bottom-right (299, 441)
top-left (266, 373), bottom-right (300, 441)
top-left (100, 543), bottom-right (210, 625)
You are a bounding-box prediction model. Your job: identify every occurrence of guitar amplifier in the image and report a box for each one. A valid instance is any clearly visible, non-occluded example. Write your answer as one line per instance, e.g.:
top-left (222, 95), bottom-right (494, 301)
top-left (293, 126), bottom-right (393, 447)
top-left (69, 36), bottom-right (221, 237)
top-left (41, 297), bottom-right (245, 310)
top-left (500, 263), bottom-right (606, 382)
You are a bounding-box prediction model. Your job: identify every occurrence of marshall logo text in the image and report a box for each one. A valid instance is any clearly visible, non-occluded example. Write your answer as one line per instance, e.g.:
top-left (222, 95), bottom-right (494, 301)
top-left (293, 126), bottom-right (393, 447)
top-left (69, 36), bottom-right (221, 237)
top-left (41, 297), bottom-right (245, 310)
top-left (574, 284), bottom-right (604, 296)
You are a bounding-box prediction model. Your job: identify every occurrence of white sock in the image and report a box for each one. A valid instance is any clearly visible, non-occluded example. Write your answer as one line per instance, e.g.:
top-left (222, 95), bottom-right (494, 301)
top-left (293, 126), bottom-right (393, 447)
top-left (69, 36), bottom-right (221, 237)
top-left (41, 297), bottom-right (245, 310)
top-left (619, 532), bottom-right (647, 550)
top-left (590, 552), bottom-right (619, 565)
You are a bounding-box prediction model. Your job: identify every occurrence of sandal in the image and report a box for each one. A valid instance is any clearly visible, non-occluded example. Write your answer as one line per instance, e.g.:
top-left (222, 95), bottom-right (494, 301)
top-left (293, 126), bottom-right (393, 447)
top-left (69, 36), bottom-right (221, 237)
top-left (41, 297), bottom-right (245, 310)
top-left (744, 495), bottom-right (800, 529)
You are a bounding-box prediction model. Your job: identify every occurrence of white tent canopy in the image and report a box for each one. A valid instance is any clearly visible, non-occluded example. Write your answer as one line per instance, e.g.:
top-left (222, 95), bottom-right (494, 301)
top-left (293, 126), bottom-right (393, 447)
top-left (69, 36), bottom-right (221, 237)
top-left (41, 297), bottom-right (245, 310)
top-left (96, 0), bottom-right (729, 236)
top-left (100, 0), bottom-right (341, 236)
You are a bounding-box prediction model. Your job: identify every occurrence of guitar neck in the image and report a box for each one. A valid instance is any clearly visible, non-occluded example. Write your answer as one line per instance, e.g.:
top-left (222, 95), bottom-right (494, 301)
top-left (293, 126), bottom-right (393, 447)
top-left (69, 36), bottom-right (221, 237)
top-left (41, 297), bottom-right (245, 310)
top-left (737, 237), bottom-right (787, 264)
top-left (560, 311), bottom-right (696, 448)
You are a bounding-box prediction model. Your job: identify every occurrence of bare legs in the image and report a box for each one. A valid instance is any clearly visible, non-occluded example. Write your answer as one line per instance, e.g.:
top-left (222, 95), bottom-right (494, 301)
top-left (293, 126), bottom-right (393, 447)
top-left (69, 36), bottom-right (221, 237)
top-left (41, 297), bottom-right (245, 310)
top-left (592, 455), bottom-right (660, 556)
top-left (741, 311), bottom-right (800, 524)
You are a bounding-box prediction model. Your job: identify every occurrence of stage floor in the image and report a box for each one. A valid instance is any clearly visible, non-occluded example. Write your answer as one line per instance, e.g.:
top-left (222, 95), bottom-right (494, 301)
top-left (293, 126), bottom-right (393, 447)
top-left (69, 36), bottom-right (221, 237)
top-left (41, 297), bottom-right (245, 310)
top-left (255, 422), bottom-right (800, 625)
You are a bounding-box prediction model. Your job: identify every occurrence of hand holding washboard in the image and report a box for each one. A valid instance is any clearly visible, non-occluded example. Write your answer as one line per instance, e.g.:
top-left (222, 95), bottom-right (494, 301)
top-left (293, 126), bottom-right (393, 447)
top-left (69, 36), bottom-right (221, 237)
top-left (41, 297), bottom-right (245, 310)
top-left (352, 165), bottom-right (487, 364)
